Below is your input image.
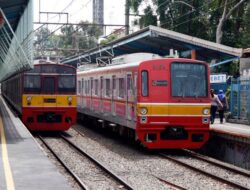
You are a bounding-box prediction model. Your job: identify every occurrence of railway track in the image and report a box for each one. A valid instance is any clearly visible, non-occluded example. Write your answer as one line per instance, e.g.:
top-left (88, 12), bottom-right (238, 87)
top-left (38, 133), bottom-right (134, 190)
top-left (159, 152), bottom-right (250, 190)
top-left (73, 126), bottom-right (190, 190)
top-left (38, 135), bottom-right (89, 190)
top-left (60, 133), bottom-right (134, 190)
top-left (183, 149), bottom-right (250, 178)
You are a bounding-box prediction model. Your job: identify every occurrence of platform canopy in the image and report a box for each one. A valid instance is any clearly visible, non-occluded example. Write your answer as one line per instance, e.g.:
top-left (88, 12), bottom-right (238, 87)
top-left (62, 25), bottom-right (243, 67)
top-left (0, 0), bottom-right (33, 82)
top-left (0, 0), bottom-right (29, 35)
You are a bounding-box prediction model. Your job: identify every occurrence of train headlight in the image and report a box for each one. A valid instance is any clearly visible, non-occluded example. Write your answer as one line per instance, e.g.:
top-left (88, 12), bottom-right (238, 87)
top-left (67, 96), bottom-right (72, 105)
top-left (140, 107), bottom-right (148, 115)
top-left (26, 96), bottom-right (32, 105)
top-left (203, 108), bottom-right (210, 115)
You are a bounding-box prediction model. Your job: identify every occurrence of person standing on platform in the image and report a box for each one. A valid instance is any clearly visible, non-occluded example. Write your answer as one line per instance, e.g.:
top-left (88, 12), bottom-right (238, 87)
top-left (210, 89), bottom-right (222, 124)
top-left (218, 89), bottom-right (229, 124)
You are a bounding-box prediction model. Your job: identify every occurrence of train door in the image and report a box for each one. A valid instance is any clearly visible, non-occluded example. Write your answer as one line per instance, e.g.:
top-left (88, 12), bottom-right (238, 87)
top-left (43, 76), bottom-right (56, 94)
top-left (133, 72), bottom-right (137, 121)
top-left (90, 77), bottom-right (93, 110)
top-left (81, 78), bottom-right (84, 108)
top-left (112, 75), bottom-right (116, 116)
top-left (42, 76), bottom-right (56, 107)
top-left (77, 79), bottom-right (81, 108)
top-left (100, 76), bottom-right (104, 113)
top-left (126, 73), bottom-right (133, 120)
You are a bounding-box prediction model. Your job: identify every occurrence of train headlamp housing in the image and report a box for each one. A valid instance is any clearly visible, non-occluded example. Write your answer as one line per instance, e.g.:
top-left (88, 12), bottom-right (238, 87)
top-left (140, 107), bottom-right (148, 115)
top-left (203, 108), bottom-right (210, 115)
top-left (26, 96), bottom-right (32, 105)
top-left (67, 96), bottom-right (72, 105)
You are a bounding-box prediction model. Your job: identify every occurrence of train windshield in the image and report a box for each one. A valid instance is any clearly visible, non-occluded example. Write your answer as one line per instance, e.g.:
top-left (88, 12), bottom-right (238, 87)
top-left (171, 62), bottom-right (208, 97)
top-left (58, 75), bottom-right (76, 93)
top-left (24, 75), bottom-right (41, 93)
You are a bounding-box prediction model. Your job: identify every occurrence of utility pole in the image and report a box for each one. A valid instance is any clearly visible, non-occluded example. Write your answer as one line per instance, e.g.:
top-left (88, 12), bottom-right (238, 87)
top-left (93, 0), bottom-right (104, 35)
top-left (125, 0), bottom-right (129, 35)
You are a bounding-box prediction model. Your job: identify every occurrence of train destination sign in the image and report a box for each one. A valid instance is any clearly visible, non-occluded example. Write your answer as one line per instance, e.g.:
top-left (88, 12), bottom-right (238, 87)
top-left (210, 74), bottom-right (227, 83)
top-left (152, 80), bottom-right (168, 86)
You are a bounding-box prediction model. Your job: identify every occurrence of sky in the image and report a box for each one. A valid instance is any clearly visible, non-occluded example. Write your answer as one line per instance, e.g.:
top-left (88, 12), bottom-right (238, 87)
top-left (34, 0), bottom-right (126, 35)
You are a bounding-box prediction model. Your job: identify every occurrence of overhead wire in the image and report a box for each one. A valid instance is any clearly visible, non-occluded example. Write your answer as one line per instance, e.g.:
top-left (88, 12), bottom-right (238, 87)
top-left (69, 0), bottom-right (92, 19)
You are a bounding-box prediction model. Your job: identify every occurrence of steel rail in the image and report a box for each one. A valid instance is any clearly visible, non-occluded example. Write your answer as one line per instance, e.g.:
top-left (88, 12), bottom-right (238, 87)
top-left (183, 149), bottom-right (250, 178)
top-left (159, 153), bottom-right (249, 190)
top-left (38, 135), bottom-right (89, 190)
top-left (60, 132), bottom-right (134, 190)
top-left (152, 175), bottom-right (187, 190)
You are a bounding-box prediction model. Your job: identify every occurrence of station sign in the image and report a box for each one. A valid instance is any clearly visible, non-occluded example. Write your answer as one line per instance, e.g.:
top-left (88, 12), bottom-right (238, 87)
top-left (210, 74), bottom-right (227, 83)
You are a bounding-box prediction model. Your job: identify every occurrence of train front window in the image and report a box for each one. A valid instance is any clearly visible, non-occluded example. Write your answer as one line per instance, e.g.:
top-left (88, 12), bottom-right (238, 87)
top-left (43, 77), bottom-right (56, 94)
top-left (58, 75), bottom-right (76, 93)
top-left (171, 62), bottom-right (207, 97)
top-left (24, 75), bottom-right (41, 93)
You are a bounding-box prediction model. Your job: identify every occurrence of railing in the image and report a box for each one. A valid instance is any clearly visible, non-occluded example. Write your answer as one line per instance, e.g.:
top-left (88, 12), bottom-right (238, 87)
top-left (230, 77), bottom-right (250, 122)
top-left (0, 0), bottom-right (33, 81)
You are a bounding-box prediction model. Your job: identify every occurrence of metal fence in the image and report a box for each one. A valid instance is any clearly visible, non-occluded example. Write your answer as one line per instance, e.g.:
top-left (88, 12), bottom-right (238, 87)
top-left (230, 77), bottom-right (250, 121)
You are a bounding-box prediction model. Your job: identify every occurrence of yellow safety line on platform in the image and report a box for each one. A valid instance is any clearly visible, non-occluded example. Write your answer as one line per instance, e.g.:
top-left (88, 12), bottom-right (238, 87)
top-left (0, 116), bottom-right (15, 190)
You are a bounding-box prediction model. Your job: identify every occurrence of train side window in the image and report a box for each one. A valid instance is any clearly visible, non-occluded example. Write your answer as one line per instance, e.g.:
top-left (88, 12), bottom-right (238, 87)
top-left (105, 78), bottom-right (111, 97)
top-left (94, 79), bottom-right (98, 96)
top-left (141, 70), bottom-right (148, 96)
top-left (118, 78), bottom-right (125, 98)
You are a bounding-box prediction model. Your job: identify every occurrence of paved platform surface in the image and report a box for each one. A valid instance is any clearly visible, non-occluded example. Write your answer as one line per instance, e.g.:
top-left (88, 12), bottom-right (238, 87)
top-left (0, 96), bottom-right (72, 190)
top-left (210, 119), bottom-right (250, 139)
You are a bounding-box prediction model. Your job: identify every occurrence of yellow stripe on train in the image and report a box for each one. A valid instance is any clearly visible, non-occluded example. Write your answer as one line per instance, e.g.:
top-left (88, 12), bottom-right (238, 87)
top-left (137, 104), bottom-right (210, 116)
top-left (22, 95), bottom-right (77, 107)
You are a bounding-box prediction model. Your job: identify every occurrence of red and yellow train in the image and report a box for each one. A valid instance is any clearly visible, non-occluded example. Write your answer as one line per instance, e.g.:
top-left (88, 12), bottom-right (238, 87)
top-left (77, 53), bottom-right (210, 149)
top-left (1, 61), bottom-right (77, 131)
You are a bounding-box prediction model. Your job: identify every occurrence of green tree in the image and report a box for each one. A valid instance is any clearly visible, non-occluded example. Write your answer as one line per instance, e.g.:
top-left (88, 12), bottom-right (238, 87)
top-left (99, 33), bottom-right (119, 45)
top-left (34, 27), bottom-right (51, 48)
top-left (215, 0), bottom-right (247, 44)
top-left (129, 0), bottom-right (249, 47)
top-left (139, 6), bottom-right (157, 28)
top-left (239, 3), bottom-right (250, 48)
top-left (59, 21), bottom-right (102, 56)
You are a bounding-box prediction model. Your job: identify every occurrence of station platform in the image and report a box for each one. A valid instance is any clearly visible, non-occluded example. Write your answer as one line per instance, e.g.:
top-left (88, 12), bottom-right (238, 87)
top-left (210, 119), bottom-right (250, 142)
top-left (0, 96), bottom-right (72, 190)
top-left (202, 119), bottom-right (250, 170)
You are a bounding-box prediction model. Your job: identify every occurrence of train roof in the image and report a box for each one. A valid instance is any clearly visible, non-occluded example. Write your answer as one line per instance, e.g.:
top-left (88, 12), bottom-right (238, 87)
top-left (33, 61), bottom-right (76, 69)
top-left (77, 53), bottom-right (206, 75)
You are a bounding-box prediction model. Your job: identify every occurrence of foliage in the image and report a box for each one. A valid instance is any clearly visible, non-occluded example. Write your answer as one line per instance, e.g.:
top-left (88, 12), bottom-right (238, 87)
top-left (129, 0), bottom-right (250, 47)
top-left (211, 60), bottom-right (240, 77)
top-left (34, 21), bottom-right (102, 58)
top-left (99, 34), bottom-right (119, 45)
top-left (139, 6), bottom-right (157, 28)
top-left (128, 0), bottom-right (250, 75)
top-left (239, 3), bottom-right (250, 48)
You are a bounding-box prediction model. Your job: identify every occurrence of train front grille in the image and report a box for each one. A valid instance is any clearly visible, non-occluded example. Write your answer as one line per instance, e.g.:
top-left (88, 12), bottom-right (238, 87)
top-left (37, 112), bottom-right (62, 123)
top-left (160, 126), bottom-right (188, 140)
